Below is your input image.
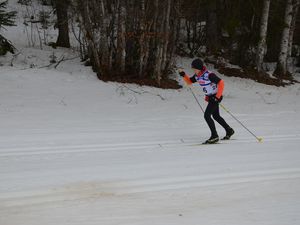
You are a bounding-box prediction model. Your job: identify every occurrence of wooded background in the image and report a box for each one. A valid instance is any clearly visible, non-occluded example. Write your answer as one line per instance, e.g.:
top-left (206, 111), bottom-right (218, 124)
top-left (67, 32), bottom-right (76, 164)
top-left (1, 0), bottom-right (300, 86)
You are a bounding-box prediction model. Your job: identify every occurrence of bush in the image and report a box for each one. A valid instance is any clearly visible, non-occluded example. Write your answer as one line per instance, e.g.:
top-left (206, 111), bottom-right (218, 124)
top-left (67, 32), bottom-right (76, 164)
top-left (0, 34), bottom-right (15, 55)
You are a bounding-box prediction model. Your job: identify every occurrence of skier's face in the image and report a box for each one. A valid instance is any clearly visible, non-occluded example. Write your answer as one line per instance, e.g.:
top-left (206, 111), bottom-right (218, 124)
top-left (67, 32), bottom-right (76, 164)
top-left (193, 68), bottom-right (201, 74)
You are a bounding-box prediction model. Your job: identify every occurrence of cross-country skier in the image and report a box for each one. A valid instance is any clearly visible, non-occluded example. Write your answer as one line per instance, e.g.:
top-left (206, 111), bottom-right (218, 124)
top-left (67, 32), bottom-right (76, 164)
top-left (179, 58), bottom-right (234, 144)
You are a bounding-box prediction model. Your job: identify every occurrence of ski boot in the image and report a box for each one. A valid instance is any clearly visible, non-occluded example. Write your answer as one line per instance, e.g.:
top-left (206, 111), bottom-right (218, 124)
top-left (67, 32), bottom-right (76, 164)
top-left (222, 128), bottom-right (235, 140)
top-left (203, 135), bottom-right (219, 144)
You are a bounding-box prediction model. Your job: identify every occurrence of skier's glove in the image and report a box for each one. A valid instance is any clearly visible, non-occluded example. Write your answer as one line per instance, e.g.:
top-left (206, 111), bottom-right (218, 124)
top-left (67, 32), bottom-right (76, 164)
top-left (179, 71), bottom-right (185, 77)
top-left (209, 96), bottom-right (223, 103)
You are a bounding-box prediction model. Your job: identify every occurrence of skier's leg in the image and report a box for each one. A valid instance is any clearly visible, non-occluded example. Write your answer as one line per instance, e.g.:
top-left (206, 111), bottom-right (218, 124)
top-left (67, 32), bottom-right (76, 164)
top-left (204, 102), bottom-right (218, 138)
top-left (212, 105), bottom-right (235, 139)
top-left (212, 104), bottom-right (231, 131)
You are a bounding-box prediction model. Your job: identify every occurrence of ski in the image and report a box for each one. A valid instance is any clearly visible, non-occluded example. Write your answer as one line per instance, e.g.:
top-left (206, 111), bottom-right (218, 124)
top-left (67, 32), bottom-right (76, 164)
top-left (190, 142), bottom-right (221, 146)
top-left (189, 138), bottom-right (236, 146)
top-left (201, 142), bottom-right (221, 145)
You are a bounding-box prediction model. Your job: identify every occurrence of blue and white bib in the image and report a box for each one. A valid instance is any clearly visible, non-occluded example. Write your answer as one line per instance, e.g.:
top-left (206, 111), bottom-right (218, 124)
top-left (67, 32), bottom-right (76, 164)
top-left (195, 71), bottom-right (217, 96)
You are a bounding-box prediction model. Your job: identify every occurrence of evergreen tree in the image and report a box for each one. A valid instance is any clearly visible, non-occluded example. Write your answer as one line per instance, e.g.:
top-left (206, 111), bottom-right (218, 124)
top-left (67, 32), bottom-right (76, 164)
top-left (0, 0), bottom-right (17, 55)
top-left (0, 0), bottom-right (16, 29)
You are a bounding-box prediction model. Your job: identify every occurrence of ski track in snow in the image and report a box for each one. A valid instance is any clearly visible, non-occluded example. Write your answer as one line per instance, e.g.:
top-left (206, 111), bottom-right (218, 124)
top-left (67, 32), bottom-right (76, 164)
top-left (1, 65), bottom-right (300, 225)
top-left (1, 2), bottom-right (300, 222)
top-left (1, 168), bottom-right (300, 205)
top-left (1, 66), bottom-right (300, 225)
top-left (0, 134), bottom-right (300, 157)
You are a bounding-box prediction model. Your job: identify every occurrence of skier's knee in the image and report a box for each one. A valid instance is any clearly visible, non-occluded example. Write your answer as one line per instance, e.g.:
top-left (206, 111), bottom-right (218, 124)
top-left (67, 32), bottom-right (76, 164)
top-left (212, 113), bottom-right (221, 120)
top-left (204, 112), bottom-right (211, 121)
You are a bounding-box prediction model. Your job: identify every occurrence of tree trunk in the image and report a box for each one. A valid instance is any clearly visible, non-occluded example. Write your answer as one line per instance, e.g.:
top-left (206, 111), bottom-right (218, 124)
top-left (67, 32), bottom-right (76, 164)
top-left (152, 0), bottom-right (161, 85)
top-left (288, 0), bottom-right (300, 58)
top-left (98, 0), bottom-right (109, 67)
top-left (186, 20), bottom-right (192, 54)
top-left (166, 2), bottom-right (180, 72)
top-left (55, 0), bottom-right (70, 48)
top-left (274, 0), bottom-right (293, 78)
top-left (206, 0), bottom-right (219, 54)
top-left (153, 0), bottom-right (169, 86)
top-left (138, 0), bottom-right (146, 77)
top-left (116, 0), bottom-right (126, 73)
top-left (161, 0), bottom-right (172, 72)
top-left (81, 1), bottom-right (102, 78)
top-left (107, 5), bottom-right (117, 71)
top-left (256, 0), bottom-right (270, 72)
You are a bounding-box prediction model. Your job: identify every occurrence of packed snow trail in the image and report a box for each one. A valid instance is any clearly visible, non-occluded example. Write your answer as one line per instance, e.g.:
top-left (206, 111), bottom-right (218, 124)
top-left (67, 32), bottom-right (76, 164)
top-left (1, 59), bottom-right (300, 225)
top-left (1, 0), bottom-right (300, 224)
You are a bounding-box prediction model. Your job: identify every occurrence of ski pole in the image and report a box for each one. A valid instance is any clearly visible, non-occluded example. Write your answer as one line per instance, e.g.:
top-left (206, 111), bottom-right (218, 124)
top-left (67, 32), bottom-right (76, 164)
top-left (188, 85), bottom-right (205, 113)
top-left (219, 103), bottom-right (263, 143)
top-left (177, 67), bottom-right (205, 113)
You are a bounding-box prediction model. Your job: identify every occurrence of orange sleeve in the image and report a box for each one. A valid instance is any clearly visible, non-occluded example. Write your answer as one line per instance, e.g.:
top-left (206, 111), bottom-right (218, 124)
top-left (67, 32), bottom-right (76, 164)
top-left (183, 75), bottom-right (193, 85)
top-left (216, 80), bottom-right (224, 99)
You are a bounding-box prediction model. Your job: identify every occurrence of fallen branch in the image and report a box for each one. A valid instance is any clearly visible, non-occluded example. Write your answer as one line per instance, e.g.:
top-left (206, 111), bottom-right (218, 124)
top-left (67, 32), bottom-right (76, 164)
top-left (10, 51), bottom-right (21, 66)
top-left (38, 55), bottom-right (80, 69)
top-left (117, 84), bottom-right (166, 101)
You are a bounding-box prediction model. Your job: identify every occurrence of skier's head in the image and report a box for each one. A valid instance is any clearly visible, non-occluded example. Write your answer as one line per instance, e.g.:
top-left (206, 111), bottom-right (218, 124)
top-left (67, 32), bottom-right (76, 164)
top-left (191, 58), bottom-right (204, 72)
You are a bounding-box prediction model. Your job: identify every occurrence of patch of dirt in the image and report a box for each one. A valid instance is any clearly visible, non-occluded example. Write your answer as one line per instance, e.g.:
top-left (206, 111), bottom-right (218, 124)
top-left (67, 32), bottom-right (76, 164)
top-left (204, 56), bottom-right (299, 87)
top-left (99, 73), bottom-right (181, 89)
top-left (218, 67), bottom-right (298, 87)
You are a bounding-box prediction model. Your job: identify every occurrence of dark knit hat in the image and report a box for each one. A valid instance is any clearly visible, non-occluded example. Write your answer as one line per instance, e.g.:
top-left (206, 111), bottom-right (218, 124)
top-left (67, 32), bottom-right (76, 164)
top-left (191, 58), bottom-right (204, 70)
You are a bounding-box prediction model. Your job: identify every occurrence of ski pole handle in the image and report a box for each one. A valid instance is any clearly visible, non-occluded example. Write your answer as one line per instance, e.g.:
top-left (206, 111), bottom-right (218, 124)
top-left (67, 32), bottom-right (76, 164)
top-left (177, 69), bottom-right (205, 113)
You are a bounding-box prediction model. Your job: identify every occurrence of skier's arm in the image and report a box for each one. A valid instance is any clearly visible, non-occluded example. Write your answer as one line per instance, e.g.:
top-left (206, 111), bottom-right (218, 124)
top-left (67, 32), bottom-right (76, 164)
top-left (179, 70), bottom-right (197, 85)
top-left (183, 74), bottom-right (197, 85)
top-left (209, 73), bottom-right (224, 99)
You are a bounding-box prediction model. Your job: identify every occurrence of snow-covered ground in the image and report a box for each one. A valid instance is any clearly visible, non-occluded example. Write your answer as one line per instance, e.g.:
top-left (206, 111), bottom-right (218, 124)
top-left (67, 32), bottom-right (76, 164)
top-left (1, 50), bottom-right (300, 225)
top-left (1, 1), bottom-right (300, 225)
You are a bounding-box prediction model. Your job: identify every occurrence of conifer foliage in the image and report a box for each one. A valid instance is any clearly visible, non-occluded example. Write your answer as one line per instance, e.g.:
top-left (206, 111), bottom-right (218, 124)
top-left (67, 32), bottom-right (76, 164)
top-left (0, 0), bottom-right (16, 29)
top-left (0, 0), bottom-right (16, 55)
